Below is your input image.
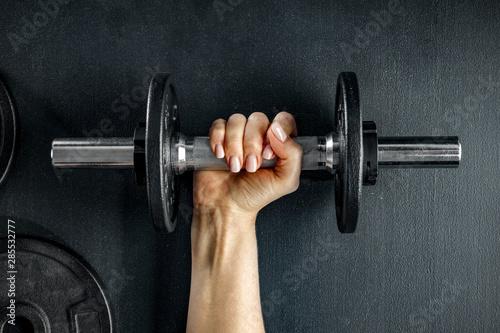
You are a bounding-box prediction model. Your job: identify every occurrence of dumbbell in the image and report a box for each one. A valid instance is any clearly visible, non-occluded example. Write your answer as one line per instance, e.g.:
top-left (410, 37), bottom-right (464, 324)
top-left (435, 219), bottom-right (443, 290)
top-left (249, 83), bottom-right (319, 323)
top-left (51, 72), bottom-right (461, 233)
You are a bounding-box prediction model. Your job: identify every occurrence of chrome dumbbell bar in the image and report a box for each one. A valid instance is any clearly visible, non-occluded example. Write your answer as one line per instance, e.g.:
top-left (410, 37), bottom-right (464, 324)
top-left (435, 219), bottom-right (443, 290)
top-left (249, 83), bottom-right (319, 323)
top-left (52, 135), bottom-right (460, 171)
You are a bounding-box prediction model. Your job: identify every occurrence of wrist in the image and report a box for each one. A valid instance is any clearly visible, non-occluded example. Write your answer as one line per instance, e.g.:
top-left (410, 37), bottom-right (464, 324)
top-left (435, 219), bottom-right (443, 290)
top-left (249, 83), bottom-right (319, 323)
top-left (193, 203), bottom-right (258, 229)
top-left (191, 204), bottom-right (257, 266)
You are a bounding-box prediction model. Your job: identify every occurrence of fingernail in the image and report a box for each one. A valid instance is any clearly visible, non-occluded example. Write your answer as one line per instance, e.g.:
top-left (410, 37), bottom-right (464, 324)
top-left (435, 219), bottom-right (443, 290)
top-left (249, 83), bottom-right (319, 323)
top-left (215, 143), bottom-right (225, 159)
top-left (229, 156), bottom-right (241, 173)
top-left (271, 122), bottom-right (287, 143)
top-left (262, 145), bottom-right (274, 160)
top-left (246, 155), bottom-right (257, 173)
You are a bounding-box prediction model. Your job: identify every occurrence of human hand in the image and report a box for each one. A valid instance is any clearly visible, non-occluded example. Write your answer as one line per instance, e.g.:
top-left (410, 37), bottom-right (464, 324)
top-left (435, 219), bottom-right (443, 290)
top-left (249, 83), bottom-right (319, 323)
top-left (193, 111), bottom-right (303, 219)
top-left (189, 112), bottom-right (302, 332)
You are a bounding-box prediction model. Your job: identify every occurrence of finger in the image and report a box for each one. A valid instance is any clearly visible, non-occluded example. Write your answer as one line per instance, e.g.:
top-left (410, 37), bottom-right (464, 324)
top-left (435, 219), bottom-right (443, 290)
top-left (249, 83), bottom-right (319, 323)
top-left (262, 133), bottom-right (276, 160)
top-left (272, 111), bottom-right (298, 137)
top-left (209, 118), bottom-right (227, 159)
top-left (224, 113), bottom-right (247, 173)
top-left (263, 111), bottom-right (297, 161)
top-left (267, 119), bottom-right (302, 194)
top-left (243, 112), bottom-right (269, 173)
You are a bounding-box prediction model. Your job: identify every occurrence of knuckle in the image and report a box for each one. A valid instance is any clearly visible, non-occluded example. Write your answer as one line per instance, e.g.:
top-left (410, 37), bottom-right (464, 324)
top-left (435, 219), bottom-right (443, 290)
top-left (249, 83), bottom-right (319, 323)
top-left (211, 125), bottom-right (225, 135)
top-left (210, 131), bottom-right (225, 143)
top-left (275, 111), bottom-right (295, 123)
top-left (225, 139), bottom-right (243, 152)
top-left (248, 112), bottom-right (269, 123)
top-left (212, 118), bottom-right (226, 128)
top-left (244, 139), bottom-right (263, 154)
top-left (227, 113), bottom-right (246, 124)
top-left (209, 122), bottom-right (226, 140)
top-left (274, 111), bottom-right (297, 135)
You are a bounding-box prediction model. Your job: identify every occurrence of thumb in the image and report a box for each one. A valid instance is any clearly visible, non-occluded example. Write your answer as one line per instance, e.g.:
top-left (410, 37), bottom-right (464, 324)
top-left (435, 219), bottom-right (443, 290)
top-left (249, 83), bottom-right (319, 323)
top-left (267, 122), bottom-right (303, 193)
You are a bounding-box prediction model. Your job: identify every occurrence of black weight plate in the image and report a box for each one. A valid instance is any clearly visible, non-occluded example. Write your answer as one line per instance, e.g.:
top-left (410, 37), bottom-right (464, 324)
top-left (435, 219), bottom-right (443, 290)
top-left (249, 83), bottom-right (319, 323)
top-left (146, 73), bottom-right (180, 232)
top-left (0, 78), bottom-right (17, 187)
top-left (334, 72), bottom-right (363, 233)
top-left (0, 237), bottom-right (113, 332)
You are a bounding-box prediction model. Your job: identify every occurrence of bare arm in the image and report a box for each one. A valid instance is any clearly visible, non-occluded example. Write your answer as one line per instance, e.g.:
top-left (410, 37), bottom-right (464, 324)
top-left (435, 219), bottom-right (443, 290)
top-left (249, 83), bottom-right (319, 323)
top-left (187, 206), bottom-right (264, 332)
top-left (186, 112), bottom-right (302, 333)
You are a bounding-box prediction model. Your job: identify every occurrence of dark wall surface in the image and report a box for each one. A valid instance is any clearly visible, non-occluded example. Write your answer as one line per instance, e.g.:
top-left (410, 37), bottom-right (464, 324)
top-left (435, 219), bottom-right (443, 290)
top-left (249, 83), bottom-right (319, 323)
top-left (1, 0), bottom-right (499, 332)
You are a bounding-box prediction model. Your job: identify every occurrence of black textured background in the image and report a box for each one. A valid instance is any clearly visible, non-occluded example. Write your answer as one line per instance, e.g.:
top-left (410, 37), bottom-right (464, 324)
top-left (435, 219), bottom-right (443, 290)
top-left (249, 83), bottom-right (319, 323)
top-left (1, 1), bottom-right (499, 332)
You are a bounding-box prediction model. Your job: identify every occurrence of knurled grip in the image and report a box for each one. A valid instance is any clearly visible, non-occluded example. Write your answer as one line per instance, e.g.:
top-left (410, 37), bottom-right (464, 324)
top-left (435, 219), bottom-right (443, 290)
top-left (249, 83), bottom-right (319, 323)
top-left (180, 136), bottom-right (329, 172)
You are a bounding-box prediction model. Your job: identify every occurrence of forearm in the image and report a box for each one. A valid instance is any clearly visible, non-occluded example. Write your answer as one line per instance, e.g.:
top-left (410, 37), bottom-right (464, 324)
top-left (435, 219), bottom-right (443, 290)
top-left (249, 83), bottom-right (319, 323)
top-left (187, 205), bottom-right (265, 333)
